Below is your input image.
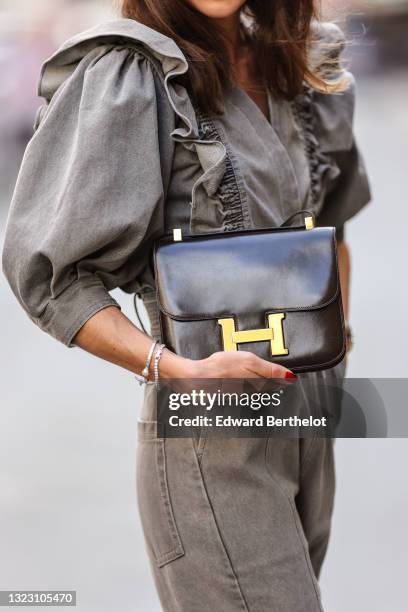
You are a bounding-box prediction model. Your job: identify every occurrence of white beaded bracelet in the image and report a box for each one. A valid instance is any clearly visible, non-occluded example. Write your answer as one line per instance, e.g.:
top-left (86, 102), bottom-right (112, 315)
top-left (153, 343), bottom-right (166, 384)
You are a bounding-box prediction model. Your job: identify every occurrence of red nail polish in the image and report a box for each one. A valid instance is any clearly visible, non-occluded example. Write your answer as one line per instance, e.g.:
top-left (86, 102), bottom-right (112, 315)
top-left (285, 372), bottom-right (298, 379)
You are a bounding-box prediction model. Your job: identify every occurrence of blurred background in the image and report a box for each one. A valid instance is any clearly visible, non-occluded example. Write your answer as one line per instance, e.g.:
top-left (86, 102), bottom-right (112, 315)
top-left (0, 1), bottom-right (407, 611)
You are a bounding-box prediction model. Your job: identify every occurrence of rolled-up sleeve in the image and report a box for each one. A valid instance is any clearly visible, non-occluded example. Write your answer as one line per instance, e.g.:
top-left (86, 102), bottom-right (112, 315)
top-left (2, 45), bottom-right (174, 346)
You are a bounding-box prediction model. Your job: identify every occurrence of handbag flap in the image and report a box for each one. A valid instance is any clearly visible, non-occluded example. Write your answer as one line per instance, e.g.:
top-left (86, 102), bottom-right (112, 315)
top-left (154, 227), bottom-right (339, 321)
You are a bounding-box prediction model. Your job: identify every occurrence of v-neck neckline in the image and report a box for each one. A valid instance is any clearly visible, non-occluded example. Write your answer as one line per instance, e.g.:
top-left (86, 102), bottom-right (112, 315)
top-left (230, 84), bottom-right (273, 128)
top-left (221, 84), bottom-right (304, 215)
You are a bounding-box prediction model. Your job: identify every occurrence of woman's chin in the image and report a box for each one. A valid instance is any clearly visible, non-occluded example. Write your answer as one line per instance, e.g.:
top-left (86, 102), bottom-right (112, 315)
top-left (186, 0), bottom-right (246, 20)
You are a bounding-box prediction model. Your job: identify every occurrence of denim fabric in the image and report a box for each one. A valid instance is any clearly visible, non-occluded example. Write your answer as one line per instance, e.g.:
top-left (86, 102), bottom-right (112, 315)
top-left (2, 18), bottom-right (370, 347)
top-left (137, 369), bottom-right (346, 612)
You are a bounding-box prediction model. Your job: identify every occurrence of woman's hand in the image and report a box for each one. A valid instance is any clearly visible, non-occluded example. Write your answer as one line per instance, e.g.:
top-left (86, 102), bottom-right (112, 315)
top-left (160, 349), bottom-right (296, 380)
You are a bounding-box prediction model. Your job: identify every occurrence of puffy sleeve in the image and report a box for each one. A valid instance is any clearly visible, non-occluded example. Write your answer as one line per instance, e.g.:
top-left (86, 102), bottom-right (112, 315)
top-left (309, 23), bottom-right (372, 240)
top-left (2, 45), bottom-right (175, 347)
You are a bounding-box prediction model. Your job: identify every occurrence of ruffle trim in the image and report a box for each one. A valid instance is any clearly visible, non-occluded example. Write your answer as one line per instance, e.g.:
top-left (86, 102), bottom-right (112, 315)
top-left (292, 87), bottom-right (320, 209)
top-left (196, 110), bottom-right (250, 231)
top-left (292, 85), bottom-right (342, 214)
top-left (292, 22), bottom-right (351, 213)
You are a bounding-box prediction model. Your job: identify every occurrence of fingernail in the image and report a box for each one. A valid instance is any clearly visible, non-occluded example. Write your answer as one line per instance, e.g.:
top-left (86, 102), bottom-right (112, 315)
top-left (285, 371), bottom-right (298, 380)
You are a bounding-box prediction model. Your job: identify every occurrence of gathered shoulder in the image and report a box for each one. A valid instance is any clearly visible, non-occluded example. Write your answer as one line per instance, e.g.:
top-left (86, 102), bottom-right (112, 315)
top-left (306, 22), bottom-right (357, 152)
top-left (309, 21), bottom-right (347, 76)
top-left (38, 18), bottom-right (188, 104)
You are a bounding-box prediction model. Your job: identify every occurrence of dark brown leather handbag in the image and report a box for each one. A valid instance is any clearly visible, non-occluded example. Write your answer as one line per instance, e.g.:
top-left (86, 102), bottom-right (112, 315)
top-left (154, 218), bottom-right (346, 373)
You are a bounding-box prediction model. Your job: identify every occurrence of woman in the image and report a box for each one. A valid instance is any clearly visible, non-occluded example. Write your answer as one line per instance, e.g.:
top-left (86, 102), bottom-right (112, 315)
top-left (3, 1), bottom-right (370, 610)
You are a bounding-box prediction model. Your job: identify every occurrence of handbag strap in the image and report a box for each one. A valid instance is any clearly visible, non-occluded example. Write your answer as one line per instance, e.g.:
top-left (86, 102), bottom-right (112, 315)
top-left (280, 209), bottom-right (316, 228)
top-left (133, 293), bottom-right (148, 334)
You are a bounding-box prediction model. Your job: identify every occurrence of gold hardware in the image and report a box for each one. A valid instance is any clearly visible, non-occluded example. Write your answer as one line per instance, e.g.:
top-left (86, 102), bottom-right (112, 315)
top-left (218, 314), bottom-right (289, 356)
top-left (305, 216), bottom-right (315, 230)
top-left (173, 228), bottom-right (182, 242)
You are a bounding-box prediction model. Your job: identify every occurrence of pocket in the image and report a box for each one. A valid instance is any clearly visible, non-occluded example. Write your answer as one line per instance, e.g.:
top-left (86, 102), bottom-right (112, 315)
top-left (136, 420), bottom-right (185, 568)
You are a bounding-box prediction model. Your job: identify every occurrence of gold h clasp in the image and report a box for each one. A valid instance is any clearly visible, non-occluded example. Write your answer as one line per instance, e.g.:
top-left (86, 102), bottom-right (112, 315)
top-left (217, 314), bottom-right (289, 357)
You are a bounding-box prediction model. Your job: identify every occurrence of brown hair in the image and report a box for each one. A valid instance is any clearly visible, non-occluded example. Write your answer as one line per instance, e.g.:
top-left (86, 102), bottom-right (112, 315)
top-left (121, 0), bottom-right (347, 114)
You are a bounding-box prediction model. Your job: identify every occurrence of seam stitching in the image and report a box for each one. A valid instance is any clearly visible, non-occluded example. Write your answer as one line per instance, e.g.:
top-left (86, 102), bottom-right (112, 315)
top-left (197, 460), bottom-right (250, 611)
top-left (264, 438), bottom-right (324, 610)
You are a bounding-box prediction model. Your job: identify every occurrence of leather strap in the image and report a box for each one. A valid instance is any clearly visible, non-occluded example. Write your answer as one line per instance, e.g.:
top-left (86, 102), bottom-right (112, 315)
top-left (280, 209), bottom-right (316, 228)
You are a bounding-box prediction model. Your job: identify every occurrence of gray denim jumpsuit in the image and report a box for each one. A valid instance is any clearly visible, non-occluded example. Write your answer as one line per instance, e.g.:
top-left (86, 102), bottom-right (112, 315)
top-left (2, 18), bottom-right (371, 612)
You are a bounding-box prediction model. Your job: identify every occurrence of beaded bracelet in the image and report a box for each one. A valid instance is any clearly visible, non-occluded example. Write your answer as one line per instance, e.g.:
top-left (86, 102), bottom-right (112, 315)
top-left (153, 343), bottom-right (166, 384)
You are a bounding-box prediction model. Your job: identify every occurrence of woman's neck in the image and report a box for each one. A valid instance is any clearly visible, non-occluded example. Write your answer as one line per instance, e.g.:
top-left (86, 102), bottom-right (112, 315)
top-left (213, 12), bottom-right (244, 66)
top-left (213, 10), bottom-right (269, 118)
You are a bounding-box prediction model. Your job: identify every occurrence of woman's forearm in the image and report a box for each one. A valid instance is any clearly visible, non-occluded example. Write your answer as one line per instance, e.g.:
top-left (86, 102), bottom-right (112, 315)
top-left (72, 305), bottom-right (293, 380)
top-left (337, 240), bottom-right (351, 321)
top-left (72, 306), bottom-right (190, 379)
